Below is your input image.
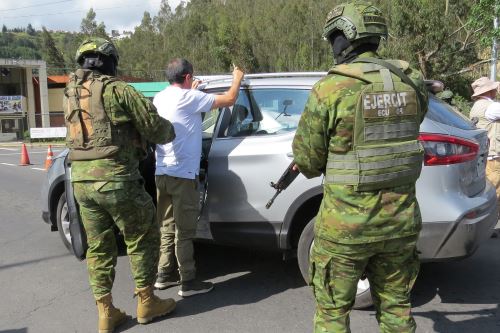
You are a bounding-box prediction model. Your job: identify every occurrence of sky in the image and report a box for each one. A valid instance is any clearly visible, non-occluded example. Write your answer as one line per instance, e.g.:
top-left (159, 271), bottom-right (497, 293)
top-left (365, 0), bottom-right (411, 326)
top-left (1, 0), bottom-right (184, 33)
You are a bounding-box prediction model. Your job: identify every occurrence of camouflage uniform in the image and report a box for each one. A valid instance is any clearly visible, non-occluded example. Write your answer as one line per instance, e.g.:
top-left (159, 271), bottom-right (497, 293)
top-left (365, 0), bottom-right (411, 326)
top-left (66, 69), bottom-right (175, 299)
top-left (293, 51), bottom-right (428, 333)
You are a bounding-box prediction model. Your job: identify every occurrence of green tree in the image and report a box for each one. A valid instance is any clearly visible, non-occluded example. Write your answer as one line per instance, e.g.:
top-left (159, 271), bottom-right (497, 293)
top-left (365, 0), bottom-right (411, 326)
top-left (118, 11), bottom-right (163, 79)
top-left (469, 0), bottom-right (500, 47)
top-left (41, 27), bottom-right (67, 74)
top-left (154, 0), bottom-right (173, 32)
top-left (375, 0), bottom-right (478, 96)
top-left (26, 24), bottom-right (36, 36)
top-left (80, 8), bottom-right (107, 38)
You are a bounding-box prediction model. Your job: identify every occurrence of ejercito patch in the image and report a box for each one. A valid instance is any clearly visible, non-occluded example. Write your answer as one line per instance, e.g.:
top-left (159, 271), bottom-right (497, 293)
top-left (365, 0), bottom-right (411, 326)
top-left (362, 91), bottom-right (417, 118)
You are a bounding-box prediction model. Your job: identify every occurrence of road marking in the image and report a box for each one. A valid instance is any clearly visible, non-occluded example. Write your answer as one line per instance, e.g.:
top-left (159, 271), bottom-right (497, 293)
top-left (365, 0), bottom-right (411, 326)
top-left (0, 151), bottom-right (50, 156)
top-left (0, 148), bottom-right (17, 151)
top-left (1, 162), bottom-right (45, 171)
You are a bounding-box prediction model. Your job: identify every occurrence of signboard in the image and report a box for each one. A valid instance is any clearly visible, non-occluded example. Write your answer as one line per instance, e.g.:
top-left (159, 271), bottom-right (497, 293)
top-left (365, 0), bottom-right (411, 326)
top-left (30, 127), bottom-right (66, 139)
top-left (0, 96), bottom-right (24, 114)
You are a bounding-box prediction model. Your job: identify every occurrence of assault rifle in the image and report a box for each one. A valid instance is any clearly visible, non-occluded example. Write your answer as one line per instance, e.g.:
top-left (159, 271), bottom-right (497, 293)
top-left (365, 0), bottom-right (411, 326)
top-left (266, 161), bottom-right (300, 209)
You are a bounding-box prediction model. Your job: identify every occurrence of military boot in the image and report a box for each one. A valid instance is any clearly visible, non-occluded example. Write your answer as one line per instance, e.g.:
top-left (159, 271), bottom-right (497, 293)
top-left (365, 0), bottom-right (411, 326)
top-left (96, 293), bottom-right (128, 333)
top-left (135, 286), bottom-right (176, 324)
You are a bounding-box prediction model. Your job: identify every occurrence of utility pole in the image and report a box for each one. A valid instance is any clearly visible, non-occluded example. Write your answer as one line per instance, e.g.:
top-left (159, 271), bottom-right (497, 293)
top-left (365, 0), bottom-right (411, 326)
top-left (492, 0), bottom-right (499, 80)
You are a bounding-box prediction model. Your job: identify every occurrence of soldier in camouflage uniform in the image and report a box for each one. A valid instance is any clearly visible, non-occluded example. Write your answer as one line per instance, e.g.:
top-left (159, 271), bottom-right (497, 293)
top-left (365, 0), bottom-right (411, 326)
top-left (64, 37), bottom-right (177, 333)
top-left (292, 2), bottom-right (428, 333)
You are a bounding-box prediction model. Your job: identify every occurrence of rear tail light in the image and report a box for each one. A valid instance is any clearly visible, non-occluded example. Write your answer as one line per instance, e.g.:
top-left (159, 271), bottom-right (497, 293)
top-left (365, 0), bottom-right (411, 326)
top-left (418, 133), bottom-right (479, 166)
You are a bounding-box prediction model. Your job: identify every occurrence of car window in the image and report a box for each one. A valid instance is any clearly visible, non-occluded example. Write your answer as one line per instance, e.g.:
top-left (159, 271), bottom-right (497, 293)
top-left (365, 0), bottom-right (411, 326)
top-left (426, 96), bottom-right (475, 130)
top-left (224, 88), bottom-right (310, 137)
top-left (202, 108), bottom-right (219, 135)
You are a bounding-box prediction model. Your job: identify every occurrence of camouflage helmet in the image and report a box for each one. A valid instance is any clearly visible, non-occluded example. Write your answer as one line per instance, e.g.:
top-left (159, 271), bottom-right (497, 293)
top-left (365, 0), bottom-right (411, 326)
top-left (75, 37), bottom-right (119, 64)
top-left (323, 2), bottom-right (388, 43)
top-left (439, 90), bottom-right (453, 100)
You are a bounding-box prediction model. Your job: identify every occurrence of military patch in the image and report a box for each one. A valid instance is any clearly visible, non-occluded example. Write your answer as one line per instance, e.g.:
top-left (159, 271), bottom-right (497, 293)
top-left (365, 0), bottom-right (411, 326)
top-left (362, 91), bottom-right (417, 118)
top-left (327, 6), bottom-right (344, 21)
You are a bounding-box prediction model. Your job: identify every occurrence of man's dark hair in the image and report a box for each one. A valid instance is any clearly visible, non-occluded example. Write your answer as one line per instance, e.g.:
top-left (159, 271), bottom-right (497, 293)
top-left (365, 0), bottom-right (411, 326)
top-left (166, 58), bottom-right (193, 84)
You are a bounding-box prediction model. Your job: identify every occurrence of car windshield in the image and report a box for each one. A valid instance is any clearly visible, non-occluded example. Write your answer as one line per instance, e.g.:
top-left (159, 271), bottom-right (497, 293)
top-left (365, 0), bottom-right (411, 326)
top-left (426, 96), bottom-right (474, 130)
top-left (228, 88), bottom-right (310, 136)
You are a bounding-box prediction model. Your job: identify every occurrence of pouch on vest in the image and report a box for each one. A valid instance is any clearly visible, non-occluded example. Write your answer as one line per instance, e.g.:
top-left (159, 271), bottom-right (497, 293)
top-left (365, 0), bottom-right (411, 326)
top-left (325, 60), bottom-right (424, 191)
top-left (63, 70), bottom-right (135, 161)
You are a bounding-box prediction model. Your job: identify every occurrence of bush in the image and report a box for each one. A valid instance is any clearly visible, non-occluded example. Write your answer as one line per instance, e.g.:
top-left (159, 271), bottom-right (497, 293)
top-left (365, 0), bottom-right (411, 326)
top-left (453, 95), bottom-right (473, 118)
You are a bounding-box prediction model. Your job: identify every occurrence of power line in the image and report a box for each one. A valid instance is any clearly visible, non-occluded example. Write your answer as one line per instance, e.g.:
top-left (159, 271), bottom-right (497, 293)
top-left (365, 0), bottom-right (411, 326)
top-left (1, 4), bottom-right (148, 20)
top-left (0, 0), bottom-right (75, 12)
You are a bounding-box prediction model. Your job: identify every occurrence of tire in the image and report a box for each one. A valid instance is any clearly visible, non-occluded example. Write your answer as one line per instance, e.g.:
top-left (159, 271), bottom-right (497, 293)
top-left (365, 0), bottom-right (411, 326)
top-left (297, 217), bottom-right (373, 309)
top-left (56, 192), bottom-right (73, 252)
top-left (297, 217), bottom-right (315, 283)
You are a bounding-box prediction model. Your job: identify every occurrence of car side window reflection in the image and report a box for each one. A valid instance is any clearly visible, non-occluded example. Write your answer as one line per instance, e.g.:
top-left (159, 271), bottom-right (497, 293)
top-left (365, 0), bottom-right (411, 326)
top-left (202, 108), bottom-right (219, 135)
top-left (223, 88), bottom-right (310, 137)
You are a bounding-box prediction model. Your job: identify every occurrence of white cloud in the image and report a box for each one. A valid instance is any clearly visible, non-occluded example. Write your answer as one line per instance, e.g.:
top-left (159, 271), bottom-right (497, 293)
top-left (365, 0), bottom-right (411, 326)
top-left (0, 0), bottom-right (183, 33)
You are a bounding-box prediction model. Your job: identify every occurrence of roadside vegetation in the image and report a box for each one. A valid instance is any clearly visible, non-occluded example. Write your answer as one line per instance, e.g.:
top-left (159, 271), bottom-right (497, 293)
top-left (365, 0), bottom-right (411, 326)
top-left (0, 0), bottom-right (498, 114)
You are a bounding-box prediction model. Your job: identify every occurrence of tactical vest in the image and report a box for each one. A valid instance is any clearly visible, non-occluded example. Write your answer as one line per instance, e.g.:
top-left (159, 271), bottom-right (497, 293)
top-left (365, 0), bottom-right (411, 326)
top-left (64, 69), bottom-right (137, 161)
top-left (325, 60), bottom-right (424, 191)
top-left (470, 98), bottom-right (500, 157)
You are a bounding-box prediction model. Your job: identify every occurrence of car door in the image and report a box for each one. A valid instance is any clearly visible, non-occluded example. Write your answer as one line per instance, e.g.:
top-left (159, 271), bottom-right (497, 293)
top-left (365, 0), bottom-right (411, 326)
top-left (200, 86), bottom-right (313, 247)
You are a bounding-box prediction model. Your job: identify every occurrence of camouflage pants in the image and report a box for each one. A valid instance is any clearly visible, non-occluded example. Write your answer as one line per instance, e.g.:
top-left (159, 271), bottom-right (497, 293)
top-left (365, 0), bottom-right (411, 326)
top-left (73, 180), bottom-right (160, 299)
top-left (156, 175), bottom-right (199, 282)
top-left (310, 235), bottom-right (419, 333)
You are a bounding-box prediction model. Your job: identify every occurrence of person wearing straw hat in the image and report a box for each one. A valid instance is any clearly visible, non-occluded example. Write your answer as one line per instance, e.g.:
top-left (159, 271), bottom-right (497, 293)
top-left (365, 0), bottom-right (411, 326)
top-left (470, 76), bottom-right (500, 237)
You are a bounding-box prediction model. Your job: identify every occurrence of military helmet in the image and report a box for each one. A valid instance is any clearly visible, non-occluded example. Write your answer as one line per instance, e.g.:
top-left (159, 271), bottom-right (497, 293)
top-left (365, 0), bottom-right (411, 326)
top-left (323, 2), bottom-right (388, 42)
top-left (439, 90), bottom-right (453, 100)
top-left (75, 37), bottom-right (119, 64)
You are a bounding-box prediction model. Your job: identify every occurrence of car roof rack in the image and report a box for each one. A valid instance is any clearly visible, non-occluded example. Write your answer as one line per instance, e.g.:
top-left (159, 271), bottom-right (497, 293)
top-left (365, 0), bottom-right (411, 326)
top-left (197, 72), bottom-right (328, 89)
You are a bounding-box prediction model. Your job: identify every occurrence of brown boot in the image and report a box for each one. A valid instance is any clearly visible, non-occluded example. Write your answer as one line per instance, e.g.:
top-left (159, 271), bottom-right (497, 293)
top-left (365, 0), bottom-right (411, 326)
top-left (96, 293), bottom-right (128, 333)
top-left (135, 286), bottom-right (176, 324)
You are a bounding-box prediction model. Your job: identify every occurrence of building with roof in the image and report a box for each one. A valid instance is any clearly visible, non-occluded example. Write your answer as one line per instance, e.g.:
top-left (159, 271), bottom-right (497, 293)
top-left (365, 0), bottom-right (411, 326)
top-left (0, 58), bottom-right (49, 141)
top-left (0, 59), bottom-right (159, 141)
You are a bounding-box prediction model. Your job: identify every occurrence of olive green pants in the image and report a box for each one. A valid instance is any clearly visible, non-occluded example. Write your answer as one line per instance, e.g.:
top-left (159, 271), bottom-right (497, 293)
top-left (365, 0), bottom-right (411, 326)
top-left (310, 235), bottom-right (419, 333)
top-left (73, 180), bottom-right (160, 299)
top-left (156, 175), bottom-right (199, 282)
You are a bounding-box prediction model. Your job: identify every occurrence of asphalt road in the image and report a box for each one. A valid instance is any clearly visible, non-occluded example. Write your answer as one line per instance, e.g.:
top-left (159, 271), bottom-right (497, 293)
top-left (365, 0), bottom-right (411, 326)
top-left (0, 144), bottom-right (499, 333)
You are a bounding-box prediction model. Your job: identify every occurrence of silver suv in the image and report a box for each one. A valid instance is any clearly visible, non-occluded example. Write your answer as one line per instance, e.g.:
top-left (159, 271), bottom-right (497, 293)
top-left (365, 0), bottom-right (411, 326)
top-left (41, 73), bottom-right (498, 308)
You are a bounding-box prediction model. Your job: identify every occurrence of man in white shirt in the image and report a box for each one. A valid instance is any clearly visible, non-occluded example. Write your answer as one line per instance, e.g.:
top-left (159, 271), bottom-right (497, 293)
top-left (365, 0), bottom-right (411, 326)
top-left (153, 58), bottom-right (244, 296)
top-left (470, 77), bottom-right (500, 237)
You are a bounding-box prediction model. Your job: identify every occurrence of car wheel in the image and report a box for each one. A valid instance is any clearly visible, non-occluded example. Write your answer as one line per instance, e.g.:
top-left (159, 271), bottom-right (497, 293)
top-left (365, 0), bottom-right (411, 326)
top-left (56, 192), bottom-right (72, 251)
top-left (297, 217), bottom-right (373, 309)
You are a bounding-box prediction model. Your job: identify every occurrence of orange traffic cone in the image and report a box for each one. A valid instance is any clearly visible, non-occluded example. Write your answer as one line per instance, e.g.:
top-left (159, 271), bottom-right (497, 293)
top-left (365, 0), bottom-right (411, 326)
top-left (44, 145), bottom-right (54, 170)
top-left (19, 143), bottom-right (31, 166)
